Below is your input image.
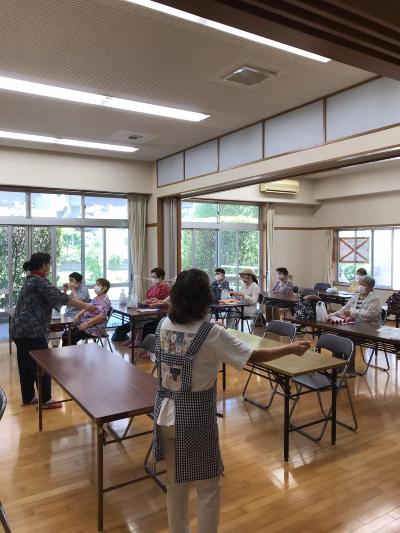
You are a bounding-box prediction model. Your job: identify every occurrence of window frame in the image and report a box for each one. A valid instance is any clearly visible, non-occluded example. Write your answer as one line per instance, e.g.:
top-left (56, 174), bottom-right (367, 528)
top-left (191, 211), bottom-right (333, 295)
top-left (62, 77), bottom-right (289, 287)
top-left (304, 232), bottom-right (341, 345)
top-left (181, 200), bottom-right (262, 288)
top-left (336, 226), bottom-right (399, 290)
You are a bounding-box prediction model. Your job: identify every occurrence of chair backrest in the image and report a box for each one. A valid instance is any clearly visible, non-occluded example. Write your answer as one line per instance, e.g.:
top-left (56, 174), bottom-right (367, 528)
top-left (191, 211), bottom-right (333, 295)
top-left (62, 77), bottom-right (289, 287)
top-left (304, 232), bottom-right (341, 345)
top-left (299, 287), bottom-right (318, 296)
top-left (316, 333), bottom-right (354, 362)
top-left (0, 387), bottom-right (7, 422)
top-left (141, 333), bottom-right (156, 353)
top-left (265, 320), bottom-right (296, 342)
top-left (314, 282), bottom-right (331, 291)
top-left (381, 307), bottom-right (387, 323)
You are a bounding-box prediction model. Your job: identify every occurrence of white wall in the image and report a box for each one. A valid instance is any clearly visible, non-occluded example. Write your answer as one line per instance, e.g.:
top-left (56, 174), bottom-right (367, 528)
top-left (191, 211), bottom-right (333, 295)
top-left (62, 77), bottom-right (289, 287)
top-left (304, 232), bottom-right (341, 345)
top-left (0, 147), bottom-right (154, 194)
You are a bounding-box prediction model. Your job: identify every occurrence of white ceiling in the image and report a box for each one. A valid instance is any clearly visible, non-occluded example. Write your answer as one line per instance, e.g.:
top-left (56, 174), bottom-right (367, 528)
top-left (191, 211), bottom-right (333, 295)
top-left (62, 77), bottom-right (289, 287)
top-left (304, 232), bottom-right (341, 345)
top-left (0, 0), bottom-right (374, 160)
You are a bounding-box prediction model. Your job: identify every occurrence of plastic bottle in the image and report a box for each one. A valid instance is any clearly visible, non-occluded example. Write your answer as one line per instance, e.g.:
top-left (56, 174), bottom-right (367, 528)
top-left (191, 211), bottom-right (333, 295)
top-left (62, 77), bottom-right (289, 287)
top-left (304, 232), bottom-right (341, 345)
top-left (119, 289), bottom-right (127, 305)
top-left (128, 293), bottom-right (138, 309)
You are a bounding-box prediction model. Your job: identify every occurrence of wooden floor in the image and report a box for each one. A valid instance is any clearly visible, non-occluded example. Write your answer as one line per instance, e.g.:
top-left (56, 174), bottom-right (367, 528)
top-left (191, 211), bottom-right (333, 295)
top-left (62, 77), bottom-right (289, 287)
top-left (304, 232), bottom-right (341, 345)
top-left (1, 332), bottom-right (400, 533)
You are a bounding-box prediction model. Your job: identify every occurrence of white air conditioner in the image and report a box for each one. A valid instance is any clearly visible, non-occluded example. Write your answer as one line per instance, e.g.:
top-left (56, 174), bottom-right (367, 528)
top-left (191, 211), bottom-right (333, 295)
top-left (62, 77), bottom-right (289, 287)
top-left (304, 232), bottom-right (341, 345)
top-left (259, 179), bottom-right (299, 195)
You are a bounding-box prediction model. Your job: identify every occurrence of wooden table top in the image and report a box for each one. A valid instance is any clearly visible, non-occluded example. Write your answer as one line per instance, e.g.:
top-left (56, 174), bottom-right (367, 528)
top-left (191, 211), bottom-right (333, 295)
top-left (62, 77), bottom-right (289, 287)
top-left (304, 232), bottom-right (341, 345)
top-left (227, 329), bottom-right (346, 376)
top-left (290, 317), bottom-right (400, 346)
top-left (210, 301), bottom-right (249, 310)
top-left (29, 344), bottom-right (157, 423)
top-left (262, 291), bottom-right (300, 303)
top-left (111, 302), bottom-right (162, 318)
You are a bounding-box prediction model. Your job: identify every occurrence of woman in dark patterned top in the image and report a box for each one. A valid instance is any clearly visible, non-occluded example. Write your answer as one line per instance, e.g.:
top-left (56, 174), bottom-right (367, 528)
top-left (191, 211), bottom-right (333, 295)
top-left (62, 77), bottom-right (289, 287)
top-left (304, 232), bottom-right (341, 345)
top-left (11, 252), bottom-right (96, 409)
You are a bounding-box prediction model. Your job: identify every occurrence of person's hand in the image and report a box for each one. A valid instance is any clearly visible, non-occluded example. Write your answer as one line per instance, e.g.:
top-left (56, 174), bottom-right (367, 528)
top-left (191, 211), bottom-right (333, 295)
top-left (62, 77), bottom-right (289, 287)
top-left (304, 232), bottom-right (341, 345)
top-left (78, 322), bottom-right (89, 331)
top-left (230, 291), bottom-right (242, 297)
top-left (63, 283), bottom-right (69, 292)
top-left (342, 309), bottom-right (351, 317)
top-left (84, 303), bottom-right (96, 313)
top-left (147, 298), bottom-right (158, 304)
top-left (291, 341), bottom-right (311, 356)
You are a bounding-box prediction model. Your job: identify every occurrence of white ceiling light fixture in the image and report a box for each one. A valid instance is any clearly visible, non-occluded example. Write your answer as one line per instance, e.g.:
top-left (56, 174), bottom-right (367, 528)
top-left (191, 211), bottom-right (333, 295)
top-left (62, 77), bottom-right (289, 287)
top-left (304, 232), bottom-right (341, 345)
top-left (0, 130), bottom-right (138, 152)
top-left (126, 0), bottom-right (330, 62)
top-left (0, 76), bottom-right (209, 122)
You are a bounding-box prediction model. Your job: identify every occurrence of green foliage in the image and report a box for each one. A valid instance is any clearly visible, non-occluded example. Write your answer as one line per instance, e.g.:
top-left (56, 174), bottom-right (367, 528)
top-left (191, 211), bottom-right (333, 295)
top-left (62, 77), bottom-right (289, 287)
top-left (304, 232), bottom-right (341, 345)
top-left (108, 254), bottom-right (121, 270)
top-left (86, 249), bottom-right (102, 282)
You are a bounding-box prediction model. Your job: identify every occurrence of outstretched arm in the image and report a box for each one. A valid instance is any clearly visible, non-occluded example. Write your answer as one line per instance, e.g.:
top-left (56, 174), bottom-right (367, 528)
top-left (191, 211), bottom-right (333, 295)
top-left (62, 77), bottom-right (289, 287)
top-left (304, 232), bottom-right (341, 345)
top-left (248, 341), bottom-right (311, 365)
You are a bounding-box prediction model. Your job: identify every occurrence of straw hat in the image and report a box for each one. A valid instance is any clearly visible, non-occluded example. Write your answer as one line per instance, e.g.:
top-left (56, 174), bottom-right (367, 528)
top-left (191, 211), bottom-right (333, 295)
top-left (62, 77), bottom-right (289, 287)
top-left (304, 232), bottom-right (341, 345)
top-left (239, 268), bottom-right (256, 276)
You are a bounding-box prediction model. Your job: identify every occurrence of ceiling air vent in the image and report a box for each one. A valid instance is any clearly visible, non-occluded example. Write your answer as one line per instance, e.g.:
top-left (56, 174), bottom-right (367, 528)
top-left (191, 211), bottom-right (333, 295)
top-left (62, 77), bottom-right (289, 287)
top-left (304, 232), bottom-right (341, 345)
top-left (224, 66), bottom-right (275, 86)
top-left (126, 134), bottom-right (143, 141)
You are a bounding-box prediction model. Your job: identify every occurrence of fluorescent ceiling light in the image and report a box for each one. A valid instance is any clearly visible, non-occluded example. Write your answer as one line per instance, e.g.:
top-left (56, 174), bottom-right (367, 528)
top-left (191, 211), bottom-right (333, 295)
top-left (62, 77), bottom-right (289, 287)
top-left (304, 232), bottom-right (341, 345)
top-left (126, 0), bottom-right (330, 62)
top-left (0, 76), bottom-right (209, 122)
top-left (0, 130), bottom-right (138, 152)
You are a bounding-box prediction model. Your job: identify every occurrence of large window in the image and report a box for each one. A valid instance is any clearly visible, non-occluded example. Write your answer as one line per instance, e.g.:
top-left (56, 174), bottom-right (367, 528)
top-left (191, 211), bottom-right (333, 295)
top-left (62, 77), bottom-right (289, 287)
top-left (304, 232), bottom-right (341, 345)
top-left (337, 228), bottom-right (400, 289)
top-left (0, 191), bottom-right (130, 309)
top-left (181, 201), bottom-right (260, 289)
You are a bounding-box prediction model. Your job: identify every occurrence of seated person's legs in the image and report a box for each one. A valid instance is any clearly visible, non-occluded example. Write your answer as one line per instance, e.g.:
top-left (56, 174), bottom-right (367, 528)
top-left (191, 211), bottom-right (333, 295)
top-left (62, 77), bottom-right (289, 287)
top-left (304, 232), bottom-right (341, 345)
top-left (62, 327), bottom-right (94, 346)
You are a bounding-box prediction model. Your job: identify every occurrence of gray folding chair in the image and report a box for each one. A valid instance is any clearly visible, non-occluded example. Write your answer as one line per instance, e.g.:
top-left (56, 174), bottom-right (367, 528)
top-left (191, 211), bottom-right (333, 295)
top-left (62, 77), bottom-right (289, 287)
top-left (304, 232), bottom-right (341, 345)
top-left (242, 320), bottom-right (297, 410)
top-left (299, 287), bottom-right (318, 296)
top-left (135, 334), bottom-right (156, 375)
top-left (314, 283), bottom-right (331, 291)
top-left (289, 333), bottom-right (357, 442)
top-left (0, 388), bottom-right (11, 533)
top-left (86, 308), bottom-right (114, 352)
top-left (359, 308), bottom-right (390, 374)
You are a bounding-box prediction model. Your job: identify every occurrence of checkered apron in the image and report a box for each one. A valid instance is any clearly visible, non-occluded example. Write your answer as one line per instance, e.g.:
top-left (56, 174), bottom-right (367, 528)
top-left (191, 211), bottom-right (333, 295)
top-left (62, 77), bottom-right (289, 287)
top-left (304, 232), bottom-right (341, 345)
top-left (152, 318), bottom-right (224, 483)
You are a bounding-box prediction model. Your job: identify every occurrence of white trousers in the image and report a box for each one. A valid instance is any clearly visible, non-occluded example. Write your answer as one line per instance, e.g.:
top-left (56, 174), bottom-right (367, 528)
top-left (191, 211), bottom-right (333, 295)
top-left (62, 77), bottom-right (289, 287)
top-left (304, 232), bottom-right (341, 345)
top-left (159, 424), bottom-right (221, 533)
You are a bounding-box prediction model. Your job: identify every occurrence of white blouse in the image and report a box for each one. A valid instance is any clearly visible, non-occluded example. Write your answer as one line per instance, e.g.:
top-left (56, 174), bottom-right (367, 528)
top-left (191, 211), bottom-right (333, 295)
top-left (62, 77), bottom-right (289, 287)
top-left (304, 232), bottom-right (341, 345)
top-left (241, 282), bottom-right (260, 317)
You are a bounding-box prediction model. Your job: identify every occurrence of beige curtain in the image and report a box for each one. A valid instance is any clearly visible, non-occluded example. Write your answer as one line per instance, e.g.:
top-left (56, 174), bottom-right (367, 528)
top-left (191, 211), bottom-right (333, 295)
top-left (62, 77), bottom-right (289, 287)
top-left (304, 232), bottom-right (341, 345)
top-left (128, 193), bottom-right (148, 301)
top-left (163, 197), bottom-right (177, 280)
top-left (266, 204), bottom-right (275, 290)
top-left (325, 229), bottom-right (334, 285)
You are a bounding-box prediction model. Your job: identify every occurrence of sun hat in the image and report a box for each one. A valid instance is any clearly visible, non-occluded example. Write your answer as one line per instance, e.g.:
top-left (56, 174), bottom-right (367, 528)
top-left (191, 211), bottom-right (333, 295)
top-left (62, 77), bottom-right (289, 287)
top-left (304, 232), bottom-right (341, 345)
top-left (239, 268), bottom-right (256, 276)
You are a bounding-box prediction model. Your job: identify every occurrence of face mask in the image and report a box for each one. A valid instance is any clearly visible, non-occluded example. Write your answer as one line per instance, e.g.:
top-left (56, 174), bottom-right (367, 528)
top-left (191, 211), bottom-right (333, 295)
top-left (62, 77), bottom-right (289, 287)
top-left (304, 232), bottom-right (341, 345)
top-left (278, 274), bottom-right (285, 280)
top-left (151, 277), bottom-right (160, 285)
top-left (215, 274), bottom-right (222, 281)
top-left (356, 275), bottom-right (361, 281)
top-left (93, 285), bottom-right (102, 294)
top-left (358, 286), bottom-right (368, 295)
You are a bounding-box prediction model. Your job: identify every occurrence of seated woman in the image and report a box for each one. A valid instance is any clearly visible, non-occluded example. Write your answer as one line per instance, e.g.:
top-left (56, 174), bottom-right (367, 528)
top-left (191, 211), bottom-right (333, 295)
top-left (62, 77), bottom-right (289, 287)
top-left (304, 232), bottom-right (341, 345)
top-left (349, 267), bottom-right (368, 293)
top-left (113, 267), bottom-right (170, 345)
top-left (62, 278), bottom-right (111, 346)
top-left (227, 268), bottom-right (260, 330)
top-left (266, 267), bottom-right (294, 321)
top-left (63, 271), bottom-right (90, 316)
top-left (330, 275), bottom-right (382, 323)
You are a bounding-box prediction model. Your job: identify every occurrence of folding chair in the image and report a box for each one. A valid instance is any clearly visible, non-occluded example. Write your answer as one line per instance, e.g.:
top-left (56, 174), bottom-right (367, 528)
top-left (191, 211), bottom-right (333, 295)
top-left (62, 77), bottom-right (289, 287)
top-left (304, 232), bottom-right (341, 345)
top-left (314, 283), bottom-right (331, 291)
top-left (289, 333), bottom-right (357, 442)
top-left (359, 308), bottom-right (390, 374)
top-left (0, 388), bottom-right (11, 533)
top-left (86, 308), bottom-right (114, 352)
top-left (135, 334), bottom-right (157, 375)
top-left (242, 320), bottom-right (297, 410)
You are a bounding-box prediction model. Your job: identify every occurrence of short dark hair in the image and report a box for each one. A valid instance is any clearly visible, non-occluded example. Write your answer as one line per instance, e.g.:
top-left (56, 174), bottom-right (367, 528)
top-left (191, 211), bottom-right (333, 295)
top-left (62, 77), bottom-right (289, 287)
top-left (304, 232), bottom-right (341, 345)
top-left (96, 278), bottom-right (110, 292)
top-left (23, 252), bottom-right (51, 272)
top-left (69, 272), bottom-right (83, 283)
top-left (151, 267), bottom-right (165, 279)
top-left (215, 268), bottom-right (225, 275)
top-left (356, 267), bottom-right (367, 276)
top-left (276, 267), bottom-right (289, 277)
top-left (169, 269), bottom-right (211, 324)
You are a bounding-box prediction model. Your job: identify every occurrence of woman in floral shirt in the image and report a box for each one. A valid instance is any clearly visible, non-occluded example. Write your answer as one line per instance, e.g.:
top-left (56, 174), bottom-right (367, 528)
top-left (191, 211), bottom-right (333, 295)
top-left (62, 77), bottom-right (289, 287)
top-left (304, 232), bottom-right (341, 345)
top-left (62, 278), bottom-right (111, 345)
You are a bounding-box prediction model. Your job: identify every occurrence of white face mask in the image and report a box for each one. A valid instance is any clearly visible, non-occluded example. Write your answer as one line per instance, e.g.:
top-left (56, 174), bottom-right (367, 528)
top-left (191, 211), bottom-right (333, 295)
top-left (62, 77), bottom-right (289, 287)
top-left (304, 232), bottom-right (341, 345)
top-left (93, 285), bottom-right (102, 294)
top-left (358, 285), bottom-right (368, 295)
top-left (215, 274), bottom-right (222, 281)
top-left (151, 277), bottom-right (160, 285)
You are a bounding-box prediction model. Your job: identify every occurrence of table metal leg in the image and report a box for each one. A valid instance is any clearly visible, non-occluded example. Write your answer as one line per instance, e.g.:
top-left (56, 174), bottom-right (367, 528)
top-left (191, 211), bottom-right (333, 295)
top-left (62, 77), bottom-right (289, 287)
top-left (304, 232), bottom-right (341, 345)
top-left (222, 363), bottom-right (226, 391)
top-left (241, 307), bottom-right (244, 332)
top-left (283, 376), bottom-right (290, 462)
top-left (8, 315), bottom-right (12, 355)
top-left (131, 320), bottom-right (135, 364)
top-left (331, 368), bottom-right (337, 445)
top-left (97, 424), bottom-right (104, 532)
top-left (37, 366), bottom-right (43, 432)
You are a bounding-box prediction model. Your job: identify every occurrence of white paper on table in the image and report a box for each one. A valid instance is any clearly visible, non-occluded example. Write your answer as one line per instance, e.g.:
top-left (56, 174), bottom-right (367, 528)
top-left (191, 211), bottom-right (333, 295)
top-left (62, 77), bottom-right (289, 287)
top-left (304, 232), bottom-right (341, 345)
top-left (378, 326), bottom-right (400, 339)
top-left (137, 308), bottom-right (159, 313)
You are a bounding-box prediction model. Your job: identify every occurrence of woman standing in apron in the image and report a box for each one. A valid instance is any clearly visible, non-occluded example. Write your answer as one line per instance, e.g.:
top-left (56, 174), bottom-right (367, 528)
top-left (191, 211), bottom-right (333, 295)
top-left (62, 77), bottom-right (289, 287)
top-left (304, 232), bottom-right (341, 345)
top-left (152, 269), bottom-right (310, 533)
